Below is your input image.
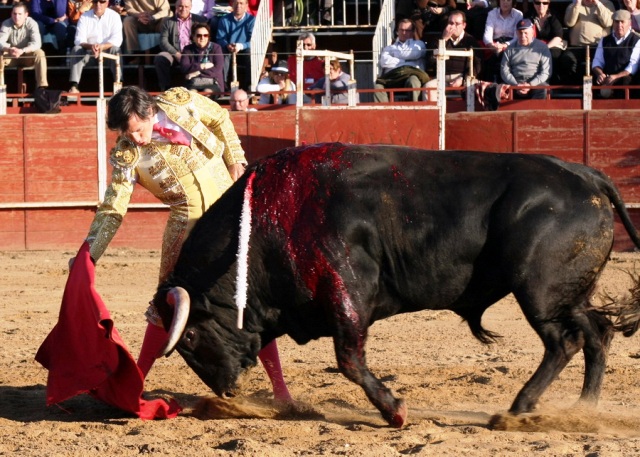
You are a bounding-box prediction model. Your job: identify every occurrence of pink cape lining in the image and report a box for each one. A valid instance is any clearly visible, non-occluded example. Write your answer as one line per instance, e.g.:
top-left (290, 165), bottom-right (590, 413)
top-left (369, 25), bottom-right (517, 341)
top-left (35, 241), bottom-right (181, 420)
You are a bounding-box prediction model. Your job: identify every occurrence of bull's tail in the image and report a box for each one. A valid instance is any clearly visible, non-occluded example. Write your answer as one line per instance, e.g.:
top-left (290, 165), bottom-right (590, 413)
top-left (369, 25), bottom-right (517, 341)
top-left (594, 171), bottom-right (640, 250)
top-left (598, 272), bottom-right (640, 337)
top-left (583, 167), bottom-right (640, 336)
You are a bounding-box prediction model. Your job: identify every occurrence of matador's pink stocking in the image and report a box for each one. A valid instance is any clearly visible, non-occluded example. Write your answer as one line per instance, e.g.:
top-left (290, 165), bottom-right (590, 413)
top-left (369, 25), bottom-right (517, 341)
top-left (258, 339), bottom-right (292, 402)
top-left (137, 322), bottom-right (168, 378)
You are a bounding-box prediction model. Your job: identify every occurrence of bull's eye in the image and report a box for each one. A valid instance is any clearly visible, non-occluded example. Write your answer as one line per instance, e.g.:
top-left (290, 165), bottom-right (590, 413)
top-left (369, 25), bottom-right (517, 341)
top-left (183, 329), bottom-right (197, 349)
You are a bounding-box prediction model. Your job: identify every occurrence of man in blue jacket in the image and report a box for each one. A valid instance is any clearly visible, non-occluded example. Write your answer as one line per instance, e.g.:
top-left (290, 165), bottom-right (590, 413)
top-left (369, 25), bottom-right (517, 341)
top-left (216, 0), bottom-right (254, 90)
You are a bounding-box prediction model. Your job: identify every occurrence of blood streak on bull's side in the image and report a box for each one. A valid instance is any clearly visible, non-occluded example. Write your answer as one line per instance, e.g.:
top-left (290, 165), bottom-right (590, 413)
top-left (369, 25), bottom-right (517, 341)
top-left (250, 143), bottom-right (364, 347)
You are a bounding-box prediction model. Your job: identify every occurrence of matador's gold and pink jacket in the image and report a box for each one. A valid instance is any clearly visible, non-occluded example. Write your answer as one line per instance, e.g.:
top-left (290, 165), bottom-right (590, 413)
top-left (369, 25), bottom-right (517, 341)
top-left (86, 87), bottom-right (247, 282)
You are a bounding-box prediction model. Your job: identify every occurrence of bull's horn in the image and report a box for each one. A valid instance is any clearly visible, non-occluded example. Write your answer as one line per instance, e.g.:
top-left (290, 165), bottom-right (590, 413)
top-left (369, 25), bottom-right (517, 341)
top-left (161, 286), bottom-right (191, 357)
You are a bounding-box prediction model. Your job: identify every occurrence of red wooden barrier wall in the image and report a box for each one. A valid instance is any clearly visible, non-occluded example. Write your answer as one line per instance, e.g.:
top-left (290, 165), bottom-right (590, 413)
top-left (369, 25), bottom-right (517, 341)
top-left (1, 108), bottom-right (639, 251)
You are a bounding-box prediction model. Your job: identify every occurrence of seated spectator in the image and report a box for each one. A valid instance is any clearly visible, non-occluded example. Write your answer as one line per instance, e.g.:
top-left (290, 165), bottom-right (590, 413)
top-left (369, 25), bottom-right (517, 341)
top-left (464, 0), bottom-right (493, 41)
top-left (191, 0), bottom-right (222, 37)
top-left (31, 0), bottom-right (75, 51)
top-left (229, 88), bottom-right (257, 111)
top-left (155, 0), bottom-right (206, 91)
top-left (0, 2), bottom-right (49, 89)
top-left (179, 22), bottom-right (224, 96)
top-left (287, 32), bottom-right (324, 94)
top-left (411, 0), bottom-right (458, 43)
top-left (122, 0), bottom-right (170, 60)
top-left (500, 18), bottom-right (551, 99)
top-left (216, 0), bottom-right (254, 91)
top-left (564, 0), bottom-right (615, 83)
top-left (109, 0), bottom-right (128, 18)
top-left (374, 18), bottom-right (429, 102)
top-left (67, 0), bottom-right (93, 49)
top-left (256, 59), bottom-right (297, 104)
top-left (68, 0), bottom-right (122, 93)
top-left (425, 10), bottom-right (482, 101)
top-left (308, 59), bottom-right (356, 104)
top-left (621, 0), bottom-right (640, 32)
top-left (526, 0), bottom-right (577, 84)
top-left (482, 0), bottom-right (523, 82)
top-left (592, 9), bottom-right (640, 98)
top-left (191, 0), bottom-right (215, 17)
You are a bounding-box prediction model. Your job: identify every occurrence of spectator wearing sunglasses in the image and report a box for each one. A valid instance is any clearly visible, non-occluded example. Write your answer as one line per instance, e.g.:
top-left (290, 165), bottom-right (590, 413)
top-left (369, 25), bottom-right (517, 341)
top-left (68, 0), bottom-right (122, 93)
top-left (526, 0), bottom-right (578, 84)
top-left (179, 22), bottom-right (224, 95)
top-left (155, 0), bottom-right (206, 91)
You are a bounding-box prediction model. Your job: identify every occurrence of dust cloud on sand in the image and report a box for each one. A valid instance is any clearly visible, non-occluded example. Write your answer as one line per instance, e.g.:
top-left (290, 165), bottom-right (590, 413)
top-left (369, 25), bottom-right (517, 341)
top-left (1, 249), bottom-right (640, 456)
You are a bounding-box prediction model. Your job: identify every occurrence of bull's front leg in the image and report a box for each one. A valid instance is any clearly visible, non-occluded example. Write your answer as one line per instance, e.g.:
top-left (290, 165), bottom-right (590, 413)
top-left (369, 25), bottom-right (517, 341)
top-left (333, 331), bottom-right (407, 427)
top-left (327, 286), bottom-right (407, 427)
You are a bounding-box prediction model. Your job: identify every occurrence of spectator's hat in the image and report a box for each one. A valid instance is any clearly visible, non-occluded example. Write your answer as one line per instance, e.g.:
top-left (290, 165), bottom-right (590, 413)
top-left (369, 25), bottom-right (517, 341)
top-left (516, 18), bottom-right (534, 30)
top-left (613, 9), bottom-right (631, 21)
top-left (271, 60), bottom-right (289, 73)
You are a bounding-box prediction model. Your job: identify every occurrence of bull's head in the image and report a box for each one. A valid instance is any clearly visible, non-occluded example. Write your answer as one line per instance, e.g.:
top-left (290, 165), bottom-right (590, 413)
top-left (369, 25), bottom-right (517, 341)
top-left (157, 286), bottom-right (261, 398)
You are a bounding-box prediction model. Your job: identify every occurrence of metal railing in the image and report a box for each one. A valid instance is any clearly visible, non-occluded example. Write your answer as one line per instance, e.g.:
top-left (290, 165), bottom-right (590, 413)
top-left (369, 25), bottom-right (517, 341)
top-left (250, 0), bottom-right (272, 92)
top-left (371, 0), bottom-right (394, 83)
top-left (272, 0), bottom-right (379, 29)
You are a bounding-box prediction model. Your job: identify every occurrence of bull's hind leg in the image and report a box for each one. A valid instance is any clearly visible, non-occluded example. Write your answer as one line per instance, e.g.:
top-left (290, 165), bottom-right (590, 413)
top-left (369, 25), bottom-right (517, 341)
top-left (509, 292), bottom-right (610, 414)
top-left (573, 305), bottom-right (613, 406)
top-left (508, 312), bottom-right (583, 414)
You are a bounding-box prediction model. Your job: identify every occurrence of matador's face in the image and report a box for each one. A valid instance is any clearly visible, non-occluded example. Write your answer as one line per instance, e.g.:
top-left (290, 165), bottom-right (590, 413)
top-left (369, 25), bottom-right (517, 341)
top-left (125, 109), bottom-right (154, 146)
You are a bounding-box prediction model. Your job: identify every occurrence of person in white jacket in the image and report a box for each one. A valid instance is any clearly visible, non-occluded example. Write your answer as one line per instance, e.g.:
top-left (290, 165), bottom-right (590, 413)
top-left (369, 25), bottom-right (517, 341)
top-left (374, 18), bottom-right (429, 102)
top-left (256, 59), bottom-right (297, 105)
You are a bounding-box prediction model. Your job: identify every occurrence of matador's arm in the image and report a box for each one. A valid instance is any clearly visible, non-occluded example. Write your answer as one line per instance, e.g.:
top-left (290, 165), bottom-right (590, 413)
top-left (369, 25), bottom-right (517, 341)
top-left (86, 140), bottom-right (138, 262)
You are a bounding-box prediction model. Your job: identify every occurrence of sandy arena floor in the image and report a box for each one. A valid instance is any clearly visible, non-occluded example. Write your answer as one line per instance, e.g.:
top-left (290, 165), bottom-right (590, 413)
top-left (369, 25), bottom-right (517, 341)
top-left (1, 248), bottom-right (640, 456)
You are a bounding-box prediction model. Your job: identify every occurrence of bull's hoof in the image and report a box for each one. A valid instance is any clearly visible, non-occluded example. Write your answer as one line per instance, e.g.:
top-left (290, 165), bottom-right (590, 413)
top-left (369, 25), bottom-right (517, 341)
top-left (384, 399), bottom-right (407, 428)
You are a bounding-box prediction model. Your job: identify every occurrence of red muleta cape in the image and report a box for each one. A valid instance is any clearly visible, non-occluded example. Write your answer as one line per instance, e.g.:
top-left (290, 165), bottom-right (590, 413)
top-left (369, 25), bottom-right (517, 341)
top-left (35, 242), bottom-right (181, 420)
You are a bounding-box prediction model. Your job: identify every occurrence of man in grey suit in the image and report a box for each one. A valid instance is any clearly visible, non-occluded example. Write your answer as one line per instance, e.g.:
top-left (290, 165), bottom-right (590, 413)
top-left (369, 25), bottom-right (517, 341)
top-left (154, 0), bottom-right (206, 91)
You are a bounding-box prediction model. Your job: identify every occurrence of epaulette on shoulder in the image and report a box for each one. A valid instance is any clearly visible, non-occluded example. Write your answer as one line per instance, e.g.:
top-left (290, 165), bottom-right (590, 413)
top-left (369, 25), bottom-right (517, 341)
top-left (156, 87), bottom-right (193, 107)
top-left (110, 137), bottom-right (140, 170)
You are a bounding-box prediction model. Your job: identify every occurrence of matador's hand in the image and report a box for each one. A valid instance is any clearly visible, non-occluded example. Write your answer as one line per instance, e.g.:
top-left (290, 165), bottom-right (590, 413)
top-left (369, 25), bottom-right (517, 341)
top-left (228, 163), bottom-right (246, 181)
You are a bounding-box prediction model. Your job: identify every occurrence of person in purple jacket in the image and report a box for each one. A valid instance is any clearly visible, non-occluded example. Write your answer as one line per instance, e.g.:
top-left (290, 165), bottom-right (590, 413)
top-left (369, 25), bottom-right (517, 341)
top-left (30, 0), bottom-right (74, 50)
top-left (180, 22), bottom-right (224, 96)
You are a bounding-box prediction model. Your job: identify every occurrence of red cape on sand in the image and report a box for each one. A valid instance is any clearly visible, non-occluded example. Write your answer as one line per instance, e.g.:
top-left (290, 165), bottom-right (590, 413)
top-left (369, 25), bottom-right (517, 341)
top-left (35, 242), bottom-right (181, 420)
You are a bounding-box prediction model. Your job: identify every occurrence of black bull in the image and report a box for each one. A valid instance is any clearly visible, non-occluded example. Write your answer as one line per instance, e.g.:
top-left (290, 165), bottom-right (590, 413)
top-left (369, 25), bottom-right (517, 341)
top-left (154, 143), bottom-right (640, 427)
